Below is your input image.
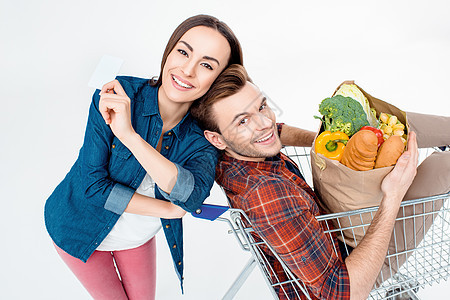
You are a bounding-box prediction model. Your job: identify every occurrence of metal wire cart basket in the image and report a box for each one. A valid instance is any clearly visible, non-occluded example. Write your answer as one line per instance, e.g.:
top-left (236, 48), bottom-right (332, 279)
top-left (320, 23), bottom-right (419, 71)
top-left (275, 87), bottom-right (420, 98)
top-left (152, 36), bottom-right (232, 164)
top-left (193, 146), bottom-right (449, 299)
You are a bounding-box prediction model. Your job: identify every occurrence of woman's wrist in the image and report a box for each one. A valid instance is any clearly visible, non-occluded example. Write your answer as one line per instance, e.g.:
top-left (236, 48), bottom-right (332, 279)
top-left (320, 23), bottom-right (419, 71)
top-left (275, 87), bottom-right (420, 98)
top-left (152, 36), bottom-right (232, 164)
top-left (120, 131), bottom-right (143, 150)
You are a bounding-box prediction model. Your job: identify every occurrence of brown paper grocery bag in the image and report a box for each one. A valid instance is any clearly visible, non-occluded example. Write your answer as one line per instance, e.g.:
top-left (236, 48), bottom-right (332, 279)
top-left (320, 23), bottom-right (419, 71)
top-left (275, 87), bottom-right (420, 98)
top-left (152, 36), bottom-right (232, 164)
top-left (311, 150), bottom-right (390, 247)
top-left (312, 81), bottom-right (449, 284)
top-left (312, 80), bottom-right (409, 248)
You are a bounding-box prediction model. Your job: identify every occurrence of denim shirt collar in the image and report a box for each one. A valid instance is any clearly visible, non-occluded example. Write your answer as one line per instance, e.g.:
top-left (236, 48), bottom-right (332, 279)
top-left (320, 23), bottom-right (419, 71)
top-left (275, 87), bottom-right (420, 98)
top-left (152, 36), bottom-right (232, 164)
top-left (142, 84), bottom-right (192, 141)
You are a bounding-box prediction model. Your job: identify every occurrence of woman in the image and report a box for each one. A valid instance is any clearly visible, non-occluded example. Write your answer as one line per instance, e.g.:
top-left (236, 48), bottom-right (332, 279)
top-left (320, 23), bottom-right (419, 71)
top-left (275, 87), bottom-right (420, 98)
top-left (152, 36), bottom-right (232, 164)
top-left (44, 14), bottom-right (243, 299)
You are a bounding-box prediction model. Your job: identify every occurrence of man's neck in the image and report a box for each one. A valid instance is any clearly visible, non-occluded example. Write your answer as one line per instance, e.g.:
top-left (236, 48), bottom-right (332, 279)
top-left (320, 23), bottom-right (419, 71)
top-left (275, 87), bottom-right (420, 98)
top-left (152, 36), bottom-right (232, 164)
top-left (223, 151), bottom-right (266, 162)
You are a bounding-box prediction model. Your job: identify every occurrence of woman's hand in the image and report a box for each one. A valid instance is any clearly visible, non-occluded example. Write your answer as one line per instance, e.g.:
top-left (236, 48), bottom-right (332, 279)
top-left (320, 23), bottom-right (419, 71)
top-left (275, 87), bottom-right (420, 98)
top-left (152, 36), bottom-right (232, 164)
top-left (99, 80), bottom-right (136, 141)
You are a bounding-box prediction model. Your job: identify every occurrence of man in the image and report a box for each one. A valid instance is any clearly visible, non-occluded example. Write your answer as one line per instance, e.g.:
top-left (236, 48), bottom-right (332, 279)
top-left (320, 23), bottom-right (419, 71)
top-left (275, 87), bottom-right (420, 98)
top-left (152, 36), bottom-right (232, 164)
top-left (190, 64), bottom-right (419, 300)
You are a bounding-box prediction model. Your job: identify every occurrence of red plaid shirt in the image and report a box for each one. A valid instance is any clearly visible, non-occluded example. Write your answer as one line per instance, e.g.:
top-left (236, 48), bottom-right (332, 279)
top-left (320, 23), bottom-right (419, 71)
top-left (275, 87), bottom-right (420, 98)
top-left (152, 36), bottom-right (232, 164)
top-left (216, 151), bottom-right (350, 299)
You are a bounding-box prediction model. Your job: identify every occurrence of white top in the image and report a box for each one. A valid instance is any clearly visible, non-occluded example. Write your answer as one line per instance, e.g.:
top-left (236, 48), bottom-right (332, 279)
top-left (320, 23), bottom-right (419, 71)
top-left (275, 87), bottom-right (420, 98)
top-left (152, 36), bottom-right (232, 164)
top-left (97, 173), bottom-right (162, 251)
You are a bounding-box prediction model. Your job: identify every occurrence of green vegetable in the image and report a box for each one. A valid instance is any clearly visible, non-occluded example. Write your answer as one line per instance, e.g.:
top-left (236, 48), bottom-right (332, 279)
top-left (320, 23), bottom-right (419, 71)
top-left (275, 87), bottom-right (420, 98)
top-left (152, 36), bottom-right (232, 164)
top-left (334, 84), bottom-right (379, 127)
top-left (314, 95), bottom-right (369, 137)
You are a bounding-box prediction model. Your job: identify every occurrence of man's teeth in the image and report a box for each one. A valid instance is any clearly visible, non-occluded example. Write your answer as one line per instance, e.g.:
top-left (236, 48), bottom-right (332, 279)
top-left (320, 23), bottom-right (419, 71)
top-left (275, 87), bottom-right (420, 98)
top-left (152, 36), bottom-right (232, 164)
top-left (256, 132), bottom-right (273, 143)
top-left (173, 76), bottom-right (193, 89)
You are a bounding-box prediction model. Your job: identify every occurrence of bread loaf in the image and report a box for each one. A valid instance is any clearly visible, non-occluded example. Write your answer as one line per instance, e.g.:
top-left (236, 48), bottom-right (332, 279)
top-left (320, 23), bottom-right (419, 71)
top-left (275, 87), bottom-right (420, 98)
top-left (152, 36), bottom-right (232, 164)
top-left (341, 130), bottom-right (378, 171)
top-left (374, 135), bottom-right (405, 168)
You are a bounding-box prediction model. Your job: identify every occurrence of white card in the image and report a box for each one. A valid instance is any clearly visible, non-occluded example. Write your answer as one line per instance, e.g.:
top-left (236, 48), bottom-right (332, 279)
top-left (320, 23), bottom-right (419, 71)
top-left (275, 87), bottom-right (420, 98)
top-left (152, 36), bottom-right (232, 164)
top-left (88, 55), bottom-right (124, 89)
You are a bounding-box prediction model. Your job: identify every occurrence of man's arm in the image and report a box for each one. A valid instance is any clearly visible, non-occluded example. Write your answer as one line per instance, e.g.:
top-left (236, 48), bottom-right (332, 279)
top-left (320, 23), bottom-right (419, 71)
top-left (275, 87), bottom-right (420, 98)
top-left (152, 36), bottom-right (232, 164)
top-left (345, 132), bottom-right (418, 300)
top-left (279, 123), bottom-right (316, 147)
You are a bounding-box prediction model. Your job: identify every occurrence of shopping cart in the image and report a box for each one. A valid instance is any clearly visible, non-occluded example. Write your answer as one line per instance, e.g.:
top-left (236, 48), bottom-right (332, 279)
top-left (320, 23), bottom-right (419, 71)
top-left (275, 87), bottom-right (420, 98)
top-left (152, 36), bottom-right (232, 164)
top-left (192, 146), bottom-right (450, 299)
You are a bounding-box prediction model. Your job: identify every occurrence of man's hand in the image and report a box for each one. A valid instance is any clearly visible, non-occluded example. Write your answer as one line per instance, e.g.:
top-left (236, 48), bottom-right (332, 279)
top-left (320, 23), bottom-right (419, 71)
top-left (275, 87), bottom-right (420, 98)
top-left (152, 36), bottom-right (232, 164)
top-left (381, 131), bottom-right (418, 203)
top-left (346, 131), bottom-right (419, 300)
top-left (99, 80), bottom-right (136, 142)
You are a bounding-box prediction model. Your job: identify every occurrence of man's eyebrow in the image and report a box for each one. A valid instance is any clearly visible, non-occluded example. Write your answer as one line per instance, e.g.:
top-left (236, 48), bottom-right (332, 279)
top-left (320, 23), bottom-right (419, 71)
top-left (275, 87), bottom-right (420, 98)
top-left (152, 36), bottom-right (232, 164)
top-left (179, 40), bottom-right (220, 66)
top-left (232, 112), bottom-right (249, 124)
top-left (231, 96), bottom-right (266, 123)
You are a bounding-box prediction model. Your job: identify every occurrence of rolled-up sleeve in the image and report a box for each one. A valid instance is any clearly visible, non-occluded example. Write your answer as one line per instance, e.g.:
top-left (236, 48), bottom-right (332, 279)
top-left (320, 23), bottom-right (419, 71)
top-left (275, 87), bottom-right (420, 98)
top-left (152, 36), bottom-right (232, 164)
top-left (160, 145), bottom-right (219, 212)
top-left (157, 163), bottom-right (194, 203)
top-left (104, 183), bottom-right (136, 214)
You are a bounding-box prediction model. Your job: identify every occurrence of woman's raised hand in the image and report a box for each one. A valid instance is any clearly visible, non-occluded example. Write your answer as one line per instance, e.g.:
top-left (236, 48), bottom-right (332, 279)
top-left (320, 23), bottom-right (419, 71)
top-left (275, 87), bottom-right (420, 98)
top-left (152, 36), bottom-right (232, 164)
top-left (99, 80), bottom-right (136, 141)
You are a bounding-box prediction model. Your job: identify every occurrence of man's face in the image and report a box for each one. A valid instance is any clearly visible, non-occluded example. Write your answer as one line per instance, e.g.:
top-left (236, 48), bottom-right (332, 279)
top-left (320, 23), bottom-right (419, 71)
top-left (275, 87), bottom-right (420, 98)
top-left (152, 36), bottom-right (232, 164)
top-left (211, 82), bottom-right (282, 162)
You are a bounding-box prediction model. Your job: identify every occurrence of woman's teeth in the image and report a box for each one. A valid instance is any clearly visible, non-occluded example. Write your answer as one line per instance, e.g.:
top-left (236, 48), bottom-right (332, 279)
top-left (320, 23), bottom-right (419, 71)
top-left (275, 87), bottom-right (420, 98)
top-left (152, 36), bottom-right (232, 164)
top-left (173, 76), bottom-right (193, 89)
top-left (256, 132), bottom-right (273, 143)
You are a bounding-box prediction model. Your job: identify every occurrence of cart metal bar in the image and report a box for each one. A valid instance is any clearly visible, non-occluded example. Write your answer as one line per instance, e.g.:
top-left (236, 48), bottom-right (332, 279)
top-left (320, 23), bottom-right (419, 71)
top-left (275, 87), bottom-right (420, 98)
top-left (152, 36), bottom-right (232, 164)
top-left (222, 257), bottom-right (257, 300)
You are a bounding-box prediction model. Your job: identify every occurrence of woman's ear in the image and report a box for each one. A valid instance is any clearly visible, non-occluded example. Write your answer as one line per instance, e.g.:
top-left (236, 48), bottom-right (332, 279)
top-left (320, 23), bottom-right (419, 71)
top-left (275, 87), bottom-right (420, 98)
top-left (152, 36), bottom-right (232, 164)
top-left (204, 130), bottom-right (227, 150)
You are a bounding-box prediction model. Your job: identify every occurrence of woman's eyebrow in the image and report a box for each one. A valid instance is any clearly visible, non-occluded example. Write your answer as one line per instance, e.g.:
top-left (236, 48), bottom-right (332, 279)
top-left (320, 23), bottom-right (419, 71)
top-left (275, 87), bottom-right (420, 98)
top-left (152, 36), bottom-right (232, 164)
top-left (179, 40), bottom-right (193, 52)
top-left (203, 56), bottom-right (220, 66)
top-left (179, 40), bottom-right (220, 66)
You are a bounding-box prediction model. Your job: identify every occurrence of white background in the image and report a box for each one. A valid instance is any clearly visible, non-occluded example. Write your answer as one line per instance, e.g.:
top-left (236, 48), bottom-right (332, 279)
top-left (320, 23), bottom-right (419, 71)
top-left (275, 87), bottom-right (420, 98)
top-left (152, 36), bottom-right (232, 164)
top-left (1, 0), bottom-right (449, 299)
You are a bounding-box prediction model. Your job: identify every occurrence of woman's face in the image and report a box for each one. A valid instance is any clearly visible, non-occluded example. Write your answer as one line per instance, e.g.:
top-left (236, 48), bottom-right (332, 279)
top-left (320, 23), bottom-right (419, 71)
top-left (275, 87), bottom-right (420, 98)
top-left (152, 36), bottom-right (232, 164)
top-left (160, 26), bottom-right (231, 104)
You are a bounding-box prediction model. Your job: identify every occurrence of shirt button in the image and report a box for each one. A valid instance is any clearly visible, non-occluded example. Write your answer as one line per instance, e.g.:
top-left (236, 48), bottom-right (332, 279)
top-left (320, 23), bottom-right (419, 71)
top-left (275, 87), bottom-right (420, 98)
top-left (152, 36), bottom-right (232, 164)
top-left (165, 145), bottom-right (169, 150)
top-left (112, 144), bottom-right (116, 149)
top-left (178, 261), bottom-right (182, 266)
top-left (292, 176), bottom-right (297, 180)
top-left (168, 132), bottom-right (172, 136)
top-left (173, 244), bottom-right (177, 249)
top-left (165, 224), bottom-right (170, 229)
top-left (195, 209), bottom-right (202, 214)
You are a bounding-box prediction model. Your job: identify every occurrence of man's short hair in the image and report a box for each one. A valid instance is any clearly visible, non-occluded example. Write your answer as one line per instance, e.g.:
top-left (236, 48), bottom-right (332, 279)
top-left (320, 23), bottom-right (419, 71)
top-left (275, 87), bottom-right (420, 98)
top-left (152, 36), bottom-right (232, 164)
top-left (190, 64), bottom-right (251, 133)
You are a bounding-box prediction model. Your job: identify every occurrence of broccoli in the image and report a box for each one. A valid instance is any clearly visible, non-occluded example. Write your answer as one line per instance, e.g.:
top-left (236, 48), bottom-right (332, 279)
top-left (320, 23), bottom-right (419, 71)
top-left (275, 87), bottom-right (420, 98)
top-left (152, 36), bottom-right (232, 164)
top-left (315, 95), bottom-right (369, 136)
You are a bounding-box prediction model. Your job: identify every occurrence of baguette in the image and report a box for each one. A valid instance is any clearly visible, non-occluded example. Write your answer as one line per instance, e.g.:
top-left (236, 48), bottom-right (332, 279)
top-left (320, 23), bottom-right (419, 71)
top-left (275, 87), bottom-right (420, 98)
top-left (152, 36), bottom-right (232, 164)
top-left (374, 135), bottom-right (405, 168)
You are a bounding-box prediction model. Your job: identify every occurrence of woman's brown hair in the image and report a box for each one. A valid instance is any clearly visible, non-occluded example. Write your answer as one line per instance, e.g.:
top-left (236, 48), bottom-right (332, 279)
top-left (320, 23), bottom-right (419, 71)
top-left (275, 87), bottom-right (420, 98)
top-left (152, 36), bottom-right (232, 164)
top-left (150, 14), bottom-right (243, 87)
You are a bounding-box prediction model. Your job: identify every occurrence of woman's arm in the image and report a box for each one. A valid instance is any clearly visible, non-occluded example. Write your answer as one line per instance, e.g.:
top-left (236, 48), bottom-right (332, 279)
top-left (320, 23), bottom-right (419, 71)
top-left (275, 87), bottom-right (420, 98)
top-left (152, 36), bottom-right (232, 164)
top-left (80, 90), bottom-right (135, 212)
top-left (80, 88), bottom-right (187, 219)
top-left (125, 193), bottom-right (186, 219)
top-left (99, 80), bottom-right (179, 194)
top-left (160, 144), bottom-right (218, 212)
top-left (121, 133), bottom-right (179, 193)
top-left (99, 80), bottom-right (219, 213)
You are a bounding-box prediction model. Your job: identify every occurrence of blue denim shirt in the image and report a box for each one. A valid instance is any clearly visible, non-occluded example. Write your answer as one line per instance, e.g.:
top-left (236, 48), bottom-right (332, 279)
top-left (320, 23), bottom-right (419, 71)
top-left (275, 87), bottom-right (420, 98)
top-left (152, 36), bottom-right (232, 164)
top-left (44, 76), bottom-right (219, 290)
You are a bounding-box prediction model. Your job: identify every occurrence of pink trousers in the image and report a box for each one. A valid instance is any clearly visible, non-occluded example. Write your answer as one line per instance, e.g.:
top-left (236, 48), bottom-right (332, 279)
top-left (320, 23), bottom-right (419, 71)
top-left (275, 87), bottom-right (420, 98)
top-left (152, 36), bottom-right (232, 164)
top-left (55, 238), bottom-right (157, 300)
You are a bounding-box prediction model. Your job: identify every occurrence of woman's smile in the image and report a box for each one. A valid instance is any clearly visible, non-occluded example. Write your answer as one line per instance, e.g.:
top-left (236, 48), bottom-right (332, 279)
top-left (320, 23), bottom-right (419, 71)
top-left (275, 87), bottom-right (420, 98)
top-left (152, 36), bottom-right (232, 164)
top-left (171, 74), bottom-right (194, 90)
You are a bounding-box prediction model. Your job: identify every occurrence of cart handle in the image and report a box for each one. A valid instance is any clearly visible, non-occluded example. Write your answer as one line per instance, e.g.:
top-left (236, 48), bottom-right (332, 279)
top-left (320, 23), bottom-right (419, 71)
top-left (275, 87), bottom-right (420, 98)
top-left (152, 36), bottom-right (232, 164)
top-left (191, 204), bottom-right (229, 221)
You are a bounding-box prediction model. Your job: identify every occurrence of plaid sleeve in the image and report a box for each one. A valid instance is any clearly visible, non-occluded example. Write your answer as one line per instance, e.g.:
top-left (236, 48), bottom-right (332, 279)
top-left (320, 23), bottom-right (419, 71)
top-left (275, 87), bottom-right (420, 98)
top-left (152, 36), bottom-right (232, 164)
top-left (245, 178), bottom-right (350, 300)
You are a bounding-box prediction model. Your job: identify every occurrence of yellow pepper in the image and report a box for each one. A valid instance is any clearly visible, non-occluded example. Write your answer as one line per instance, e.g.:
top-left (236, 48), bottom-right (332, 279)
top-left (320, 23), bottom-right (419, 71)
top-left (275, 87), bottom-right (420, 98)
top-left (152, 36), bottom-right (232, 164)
top-left (315, 131), bottom-right (349, 161)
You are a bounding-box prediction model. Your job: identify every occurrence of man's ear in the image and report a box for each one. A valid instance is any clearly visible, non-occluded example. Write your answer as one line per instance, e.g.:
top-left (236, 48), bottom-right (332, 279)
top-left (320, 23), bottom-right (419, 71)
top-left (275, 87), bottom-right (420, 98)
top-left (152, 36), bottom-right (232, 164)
top-left (204, 130), bottom-right (227, 150)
